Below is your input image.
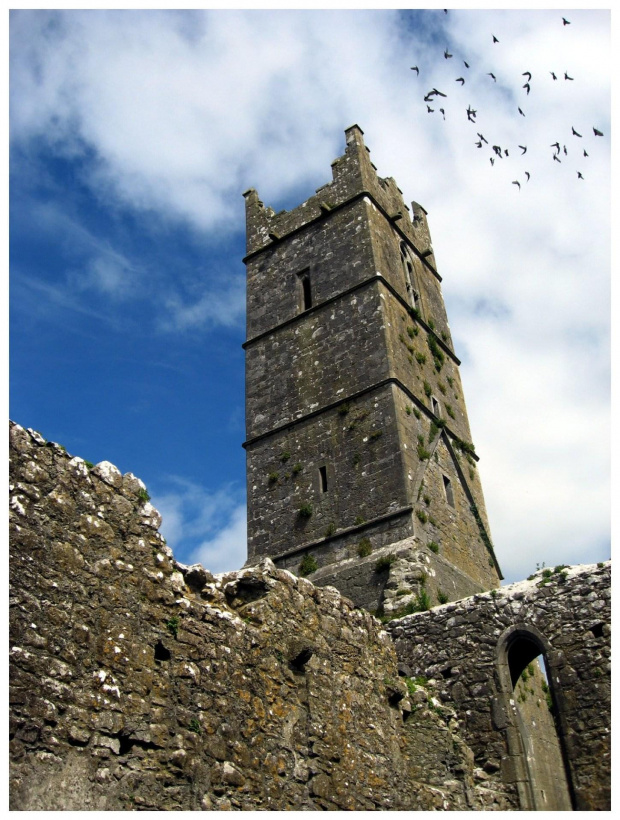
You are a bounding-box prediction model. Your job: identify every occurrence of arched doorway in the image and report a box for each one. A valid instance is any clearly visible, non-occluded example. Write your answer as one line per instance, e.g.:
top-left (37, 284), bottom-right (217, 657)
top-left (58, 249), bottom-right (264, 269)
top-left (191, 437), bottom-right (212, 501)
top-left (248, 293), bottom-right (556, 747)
top-left (497, 625), bottom-right (574, 810)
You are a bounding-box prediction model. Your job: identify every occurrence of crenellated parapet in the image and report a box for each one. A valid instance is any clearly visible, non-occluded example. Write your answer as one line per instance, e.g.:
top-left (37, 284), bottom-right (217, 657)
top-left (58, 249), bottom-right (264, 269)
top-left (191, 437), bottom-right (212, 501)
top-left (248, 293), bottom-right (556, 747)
top-left (244, 125), bottom-right (435, 266)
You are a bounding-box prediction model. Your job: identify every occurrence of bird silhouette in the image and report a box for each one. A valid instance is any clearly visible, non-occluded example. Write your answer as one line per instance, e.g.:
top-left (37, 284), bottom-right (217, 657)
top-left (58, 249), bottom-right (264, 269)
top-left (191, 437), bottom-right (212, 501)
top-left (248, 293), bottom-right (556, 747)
top-left (456, 77), bottom-right (465, 85)
top-left (550, 71), bottom-right (557, 80)
top-left (519, 145), bottom-right (527, 154)
top-left (424, 93), bottom-right (435, 102)
top-left (562, 17), bottom-right (570, 25)
top-left (551, 142), bottom-right (560, 153)
top-left (504, 149), bottom-right (509, 157)
top-left (490, 157), bottom-right (495, 166)
top-left (518, 107), bottom-right (525, 117)
top-left (487, 73), bottom-right (496, 81)
top-left (525, 172), bottom-right (530, 181)
top-left (584, 149), bottom-right (589, 157)
top-left (492, 34), bottom-right (499, 43)
top-left (477, 132), bottom-right (488, 144)
top-left (440, 108), bottom-right (446, 120)
top-left (523, 82), bottom-right (530, 94)
top-left (577, 172), bottom-right (584, 179)
top-left (563, 145), bottom-right (567, 155)
top-left (564, 72), bottom-right (574, 81)
top-left (553, 154), bottom-right (561, 163)
top-left (572, 127), bottom-right (582, 137)
top-left (464, 60), bottom-right (470, 68)
top-left (466, 106), bottom-right (477, 121)
top-left (492, 145), bottom-right (502, 157)
top-left (522, 71), bottom-right (532, 81)
top-left (444, 48), bottom-right (453, 59)
top-left (475, 140), bottom-right (482, 148)
top-left (512, 180), bottom-right (521, 190)
top-left (593, 127), bottom-right (604, 136)
top-left (433, 88), bottom-right (447, 97)
top-left (410, 66), bottom-right (420, 75)
top-left (427, 105), bottom-right (434, 113)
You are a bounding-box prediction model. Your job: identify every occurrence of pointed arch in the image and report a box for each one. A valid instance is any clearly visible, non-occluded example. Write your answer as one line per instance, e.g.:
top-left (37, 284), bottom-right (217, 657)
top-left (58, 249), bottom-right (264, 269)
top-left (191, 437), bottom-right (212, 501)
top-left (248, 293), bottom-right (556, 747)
top-left (496, 624), bottom-right (575, 810)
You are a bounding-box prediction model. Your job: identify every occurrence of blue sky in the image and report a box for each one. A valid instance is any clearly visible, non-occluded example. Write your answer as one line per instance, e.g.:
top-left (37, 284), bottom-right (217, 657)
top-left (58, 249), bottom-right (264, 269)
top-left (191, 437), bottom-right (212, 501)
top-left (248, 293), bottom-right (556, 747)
top-left (9, 8), bottom-right (611, 584)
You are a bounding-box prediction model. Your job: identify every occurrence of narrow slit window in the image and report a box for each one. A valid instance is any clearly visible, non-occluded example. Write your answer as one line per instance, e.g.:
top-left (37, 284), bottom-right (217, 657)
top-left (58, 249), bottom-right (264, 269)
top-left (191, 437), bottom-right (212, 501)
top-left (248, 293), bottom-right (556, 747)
top-left (443, 475), bottom-right (454, 507)
top-left (319, 465), bottom-right (328, 493)
top-left (298, 270), bottom-right (312, 311)
top-left (432, 397), bottom-right (441, 416)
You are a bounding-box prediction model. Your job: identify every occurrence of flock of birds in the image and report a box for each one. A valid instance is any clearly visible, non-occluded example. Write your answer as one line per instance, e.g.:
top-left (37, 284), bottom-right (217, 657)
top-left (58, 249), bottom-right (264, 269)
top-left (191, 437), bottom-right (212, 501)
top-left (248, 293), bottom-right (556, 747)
top-left (410, 13), bottom-right (606, 188)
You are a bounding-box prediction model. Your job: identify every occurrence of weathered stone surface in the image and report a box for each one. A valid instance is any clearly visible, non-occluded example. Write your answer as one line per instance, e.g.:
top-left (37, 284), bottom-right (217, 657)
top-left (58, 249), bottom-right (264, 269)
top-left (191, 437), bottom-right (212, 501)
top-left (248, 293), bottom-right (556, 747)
top-left (244, 125), bottom-right (500, 604)
top-left (387, 564), bottom-right (611, 811)
top-left (10, 420), bottom-right (497, 811)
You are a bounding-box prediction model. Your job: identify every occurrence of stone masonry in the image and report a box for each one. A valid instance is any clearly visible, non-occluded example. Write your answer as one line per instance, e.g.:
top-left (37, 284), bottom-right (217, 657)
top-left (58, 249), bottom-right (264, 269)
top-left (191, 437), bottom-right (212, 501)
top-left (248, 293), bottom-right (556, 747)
top-left (387, 562), bottom-right (611, 810)
top-left (9, 421), bottom-right (611, 810)
top-left (243, 125), bottom-right (501, 612)
top-left (8, 421), bottom-right (510, 811)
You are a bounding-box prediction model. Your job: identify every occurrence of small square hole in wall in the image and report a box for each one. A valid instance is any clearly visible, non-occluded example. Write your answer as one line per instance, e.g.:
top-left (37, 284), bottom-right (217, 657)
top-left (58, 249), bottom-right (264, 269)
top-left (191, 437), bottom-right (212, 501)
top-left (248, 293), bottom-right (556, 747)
top-left (443, 475), bottom-right (454, 507)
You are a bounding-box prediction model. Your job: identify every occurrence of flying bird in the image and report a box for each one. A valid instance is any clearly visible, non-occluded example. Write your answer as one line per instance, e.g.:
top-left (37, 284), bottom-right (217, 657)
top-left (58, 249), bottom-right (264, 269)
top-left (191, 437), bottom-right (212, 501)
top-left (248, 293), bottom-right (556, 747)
top-left (584, 149), bottom-right (589, 157)
top-left (504, 149), bottom-right (509, 157)
top-left (456, 77), bottom-right (465, 85)
top-left (424, 93), bottom-right (435, 101)
top-left (562, 17), bottom-right (571, 25)
top-left (464, 60), bottom-right (470, 68)
top-left (427, 105), bottom-right (434, 113)
top-left (577, 172), bottom-right (584, 179)
top-left (525, 172), bottom-right (530, 181)
top-left (492, 34), bottom-right (499, 43)
top-left (487, 72), bottom-right (496, 81)
top-left (553, 154), bottom-right (562, 163)
top-left (550, 71), bottom-right (558, 80)
top-left (518, 107), bottom-right (525, 116)
top-left (444, 48), bottom-right (453, 59)
top-left (410, 66), bottom-right (419, 74)
top-left (522, 71), bottom-right (532, 81)
top-left (477, 132), bottom-right (488, 144)
top-left (572, 127), bottom-right (582, 137)
top-left (551, 142), bottom-right (560, 153)
top-left (523, 82), bottom-right (530, 94)
top-left (519, 145), bottom-right (527, 154)
top-left (492, 145), bottom-right (502, 157)
top-left (466, 105), bottom-right (477, 121)
top-left (475, 140), bottom-right (482, 148)
top-left (439, 108), bottom-right (446, 120)
top-left (433, 88), bottom-right (447, 97)
top-left (512, 180), bottom-right (521, 190)
top-left (490, 158), bottom-right (495, 166)
top-left (563, 145), bottom-right (567, 155)
top-left (593, 127), bottom-right (604, 136)
top-left (564, 72), bottom-right (574, 80)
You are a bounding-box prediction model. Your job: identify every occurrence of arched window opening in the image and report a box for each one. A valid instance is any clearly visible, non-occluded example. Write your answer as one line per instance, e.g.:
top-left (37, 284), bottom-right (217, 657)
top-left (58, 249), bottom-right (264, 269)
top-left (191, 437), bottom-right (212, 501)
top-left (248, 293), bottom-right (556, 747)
top-left (503, 633), bottom-right (574, 811)
top-left (297, 270), bottom-right (312, 312)
top-left (400, 242), bottom-right (419, 312)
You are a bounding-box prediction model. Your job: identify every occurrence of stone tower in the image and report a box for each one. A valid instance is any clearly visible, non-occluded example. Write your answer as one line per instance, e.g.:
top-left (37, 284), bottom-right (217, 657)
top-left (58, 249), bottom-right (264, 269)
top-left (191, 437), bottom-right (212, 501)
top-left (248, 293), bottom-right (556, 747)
top-left (243, 125), bottom-right (502, 611)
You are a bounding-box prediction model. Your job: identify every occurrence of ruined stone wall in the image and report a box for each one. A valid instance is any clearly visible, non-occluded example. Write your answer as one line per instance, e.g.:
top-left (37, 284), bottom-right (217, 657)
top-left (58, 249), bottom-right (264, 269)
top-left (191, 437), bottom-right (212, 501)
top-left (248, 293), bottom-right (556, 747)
top-left (387, 563), bottom-right (611, 810)
top-left (9, 421), bottom-right (512, 811)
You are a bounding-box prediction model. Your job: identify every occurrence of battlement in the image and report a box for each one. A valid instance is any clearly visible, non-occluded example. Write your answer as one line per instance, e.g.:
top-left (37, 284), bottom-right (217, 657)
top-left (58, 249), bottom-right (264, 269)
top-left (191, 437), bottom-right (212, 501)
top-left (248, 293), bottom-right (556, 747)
top-left (243, 125), bottom-right (436, 268)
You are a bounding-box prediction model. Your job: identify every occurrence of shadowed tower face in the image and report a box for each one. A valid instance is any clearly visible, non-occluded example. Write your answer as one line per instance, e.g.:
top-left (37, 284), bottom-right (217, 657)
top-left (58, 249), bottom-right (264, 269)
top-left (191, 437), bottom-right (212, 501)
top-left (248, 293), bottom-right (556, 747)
top-left (243, 125), bottom-right (502, 610)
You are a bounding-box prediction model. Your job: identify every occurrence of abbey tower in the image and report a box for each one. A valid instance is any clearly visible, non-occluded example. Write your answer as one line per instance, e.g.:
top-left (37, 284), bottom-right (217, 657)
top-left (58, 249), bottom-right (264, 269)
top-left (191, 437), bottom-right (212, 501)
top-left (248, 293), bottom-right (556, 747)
top-left (243, 125), bottom-right (502, 611)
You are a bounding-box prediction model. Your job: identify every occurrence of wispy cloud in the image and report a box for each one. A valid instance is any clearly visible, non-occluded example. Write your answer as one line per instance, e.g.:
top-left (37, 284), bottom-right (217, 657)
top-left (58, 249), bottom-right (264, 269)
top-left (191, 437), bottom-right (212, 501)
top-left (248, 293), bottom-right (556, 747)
top-left (158, 275), bottom-right (245, 333)
top-left (10, 9), bottom-right (610, 583)
top-left (151, 476), bottom-right (246, 573)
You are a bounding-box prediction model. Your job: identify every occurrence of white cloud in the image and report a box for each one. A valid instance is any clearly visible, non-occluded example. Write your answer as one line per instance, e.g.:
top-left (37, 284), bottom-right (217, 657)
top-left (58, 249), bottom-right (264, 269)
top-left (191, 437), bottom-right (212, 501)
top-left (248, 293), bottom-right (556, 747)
top-left (190, 504), bottom-right (247, 576)
top-left (152, 476), bottom-right (246, 573)
top-left (10, 9), bottom-right (610, 583)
